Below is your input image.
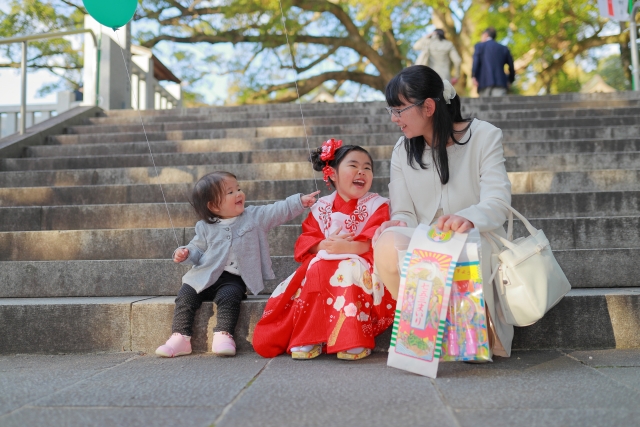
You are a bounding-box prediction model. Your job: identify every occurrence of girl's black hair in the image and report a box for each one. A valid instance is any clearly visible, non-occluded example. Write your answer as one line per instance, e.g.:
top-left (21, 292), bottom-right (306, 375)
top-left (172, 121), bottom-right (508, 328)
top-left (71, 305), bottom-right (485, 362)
top-left (384, 65), bottom-right (473, 185)
top-left (191, 171), bottom-right (237, 224)
top-left (309, 144), bottom-right (373, 189)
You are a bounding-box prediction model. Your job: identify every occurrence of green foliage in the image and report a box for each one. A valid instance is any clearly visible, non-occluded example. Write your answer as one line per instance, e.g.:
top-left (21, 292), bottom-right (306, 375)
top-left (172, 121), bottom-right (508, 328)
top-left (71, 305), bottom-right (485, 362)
top-left (0, 0), bottom-right (633, 103)
top-left (0, 0), bottom-right (87, 94)
top-left (484, 0), bottom-right (625, 94)
top-left (598, 54), bottom-right (631, 91)
top-left (181, 89), bottom-right (210, 108)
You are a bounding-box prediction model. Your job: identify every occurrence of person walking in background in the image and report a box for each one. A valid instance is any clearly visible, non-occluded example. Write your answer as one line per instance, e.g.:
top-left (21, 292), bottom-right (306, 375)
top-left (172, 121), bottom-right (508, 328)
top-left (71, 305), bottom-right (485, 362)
top-left (413, 29), bottom-right (461, 84)
top-left (472, 27), bottom-right (515, 97)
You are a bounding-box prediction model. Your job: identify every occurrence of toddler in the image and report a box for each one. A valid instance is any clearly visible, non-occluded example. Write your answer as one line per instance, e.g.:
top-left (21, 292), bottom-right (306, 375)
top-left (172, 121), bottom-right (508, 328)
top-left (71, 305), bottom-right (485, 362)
top-left (156, 171), bottom-right (319, 357)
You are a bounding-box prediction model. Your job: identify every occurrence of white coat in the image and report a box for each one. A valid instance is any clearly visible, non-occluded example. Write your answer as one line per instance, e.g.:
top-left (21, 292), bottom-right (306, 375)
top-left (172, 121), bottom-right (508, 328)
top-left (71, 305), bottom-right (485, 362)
top-left (388, 118), bottom-right (514, 356)
top-left (413, 36), bottom-right (462, 82)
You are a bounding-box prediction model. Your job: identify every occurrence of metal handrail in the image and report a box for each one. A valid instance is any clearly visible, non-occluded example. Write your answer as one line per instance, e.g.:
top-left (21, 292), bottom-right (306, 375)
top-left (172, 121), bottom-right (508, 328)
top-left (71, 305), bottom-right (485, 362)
top-left (0, 28), bottom-right (97, 46)
top-left (0, 28), bottom-right (100, 134)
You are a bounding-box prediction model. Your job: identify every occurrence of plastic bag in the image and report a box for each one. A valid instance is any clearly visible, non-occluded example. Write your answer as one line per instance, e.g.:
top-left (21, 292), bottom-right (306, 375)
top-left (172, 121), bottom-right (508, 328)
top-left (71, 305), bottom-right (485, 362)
top-left (441, 229), bottom-right (491, 362)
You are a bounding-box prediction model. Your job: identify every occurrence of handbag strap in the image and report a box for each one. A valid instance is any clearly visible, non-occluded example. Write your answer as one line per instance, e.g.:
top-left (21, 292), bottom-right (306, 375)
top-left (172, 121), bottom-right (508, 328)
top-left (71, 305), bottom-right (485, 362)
top-left (494, 199), bottom-right (538, 237)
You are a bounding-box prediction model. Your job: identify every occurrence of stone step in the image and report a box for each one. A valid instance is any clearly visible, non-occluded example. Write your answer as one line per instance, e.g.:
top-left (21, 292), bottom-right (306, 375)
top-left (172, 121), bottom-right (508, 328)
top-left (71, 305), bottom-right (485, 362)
top-left (508, 152), bottom-right (640, 172)
top-left (88, 106), bottom-right (391, 125)
top-left (27, 135), bottom-right (393, 157)
top-left (463, 90), bottom-right (640, 103)
top-left (0, 257), bottom-right (296, 298)
top-left (483, 106), bottom-right (640, 121)
top-left (68, 115), bottom-right (389, 135)
top-left (1, 288), bottom-right (638, 354)
top-left (0, 179), bottom-right (341, 207)
top-left (45, 125), bottom-right (399, 145)
top-left (2, 216), bottom-right (640, 261)
top-left (469, 98), bottom-right (640, 111)
top-left (84, 105), bottom-right (640, 126)
top-left (95, 92), bottom-right (640, 118)
top-left (2, 146), bottom-right (393, 171)
top-left (0, 162), bottom-right (331, 187)
top-left (502, 139), bottom-right (640, 156)
top-left (25, 136), bottom-right (640, 159)
top-left (46, 122), bottom-right (640, 145)
top-left (66, 113), bottom-right (640, 136)
top-left (5, 148), bottom-right (640, 174)
top-left (0, 225), bottom-right (297, 261)
top-left (0, 248), bottom-right (637, 299)
top-left (4, 154), bottom-right (640, 187)
top-left (2, 168), bottom-right (640, 207)
top-left (0, 201), bottom-right (306, 231)
top-left (2, 190), bottom-right (639, 229)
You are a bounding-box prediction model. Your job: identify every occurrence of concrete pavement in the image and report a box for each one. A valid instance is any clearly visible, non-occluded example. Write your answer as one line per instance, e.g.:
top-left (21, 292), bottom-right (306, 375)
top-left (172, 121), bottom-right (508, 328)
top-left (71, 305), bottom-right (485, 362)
top-left (1, 349), bottom-right (639, 427)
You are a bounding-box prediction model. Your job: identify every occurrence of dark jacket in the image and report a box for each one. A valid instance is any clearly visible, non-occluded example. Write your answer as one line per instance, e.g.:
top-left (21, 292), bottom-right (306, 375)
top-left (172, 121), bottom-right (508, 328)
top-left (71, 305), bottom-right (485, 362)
top-left (472, 39), bottom-right (515, 90)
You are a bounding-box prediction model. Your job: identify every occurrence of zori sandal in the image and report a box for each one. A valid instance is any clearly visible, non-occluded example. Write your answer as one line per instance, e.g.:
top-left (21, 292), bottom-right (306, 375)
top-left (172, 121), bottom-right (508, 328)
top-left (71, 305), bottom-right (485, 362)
top-left (291, 344), bottom-right (322, 360)
top-left (337, 347), bottom-right (372, 361)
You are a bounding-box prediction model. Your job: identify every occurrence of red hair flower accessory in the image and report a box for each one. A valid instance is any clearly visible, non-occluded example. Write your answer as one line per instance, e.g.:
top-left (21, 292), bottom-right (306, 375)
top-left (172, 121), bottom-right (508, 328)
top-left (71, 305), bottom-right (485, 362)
top-left (320, 138), bottom-right (342, 187)
top-left (322, 164), bottom-right (333, 186)
top-left (320, 138), bottom-right (342, 161)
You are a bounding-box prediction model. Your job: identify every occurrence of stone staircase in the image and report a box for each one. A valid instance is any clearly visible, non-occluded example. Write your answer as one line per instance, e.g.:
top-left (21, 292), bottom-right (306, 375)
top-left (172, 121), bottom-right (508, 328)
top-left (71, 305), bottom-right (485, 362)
top-left (1, 92), bottom-right (639, 355)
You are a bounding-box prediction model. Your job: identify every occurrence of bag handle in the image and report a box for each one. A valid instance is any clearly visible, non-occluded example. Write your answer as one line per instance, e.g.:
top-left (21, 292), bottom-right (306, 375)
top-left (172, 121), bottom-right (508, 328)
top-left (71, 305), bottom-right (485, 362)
top-left (482, 230), bottom-right (520, 252)
top-left (506, 208), bottom-right (513, 241)
top-left (494, 199), bottom-right (538, 238)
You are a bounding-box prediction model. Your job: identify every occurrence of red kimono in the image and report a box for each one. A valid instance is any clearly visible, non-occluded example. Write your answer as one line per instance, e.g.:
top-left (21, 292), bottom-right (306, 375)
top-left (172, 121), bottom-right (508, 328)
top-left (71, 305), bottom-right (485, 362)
top-left (253, 192), bottom-right (397, 357)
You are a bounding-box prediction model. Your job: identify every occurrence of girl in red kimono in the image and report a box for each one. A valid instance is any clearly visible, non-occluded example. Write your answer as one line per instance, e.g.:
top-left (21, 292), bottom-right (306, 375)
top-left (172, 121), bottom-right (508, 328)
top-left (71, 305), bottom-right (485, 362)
top-left (253, 140), bottom-right (396, 361)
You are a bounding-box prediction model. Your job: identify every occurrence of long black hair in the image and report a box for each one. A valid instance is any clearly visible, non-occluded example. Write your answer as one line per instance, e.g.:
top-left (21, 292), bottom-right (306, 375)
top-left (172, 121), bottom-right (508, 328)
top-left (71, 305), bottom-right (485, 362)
top-left (309, 144), bottom-right (373, 189)
top-left (385, 65), bottom-right (473, 185)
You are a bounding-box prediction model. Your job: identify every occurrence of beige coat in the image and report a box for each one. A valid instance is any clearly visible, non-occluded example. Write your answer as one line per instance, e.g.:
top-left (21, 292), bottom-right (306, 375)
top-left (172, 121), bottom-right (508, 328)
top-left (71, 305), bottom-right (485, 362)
top-left (388, 118), bottom-right (514, 356)
top-left (413, 36), bottom-right (461, 82)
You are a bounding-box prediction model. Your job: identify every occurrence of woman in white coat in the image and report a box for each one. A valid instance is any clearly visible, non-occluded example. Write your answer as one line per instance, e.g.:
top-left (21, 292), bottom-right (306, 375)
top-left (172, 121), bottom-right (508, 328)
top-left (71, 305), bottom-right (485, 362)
top-left (373, 65), bottom-right (513, 357)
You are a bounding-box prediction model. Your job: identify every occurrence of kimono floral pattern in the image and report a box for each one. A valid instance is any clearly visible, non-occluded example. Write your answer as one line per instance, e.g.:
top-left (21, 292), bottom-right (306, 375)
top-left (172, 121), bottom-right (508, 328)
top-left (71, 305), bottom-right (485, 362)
top-left (252, 194), bottom-right (396, 358)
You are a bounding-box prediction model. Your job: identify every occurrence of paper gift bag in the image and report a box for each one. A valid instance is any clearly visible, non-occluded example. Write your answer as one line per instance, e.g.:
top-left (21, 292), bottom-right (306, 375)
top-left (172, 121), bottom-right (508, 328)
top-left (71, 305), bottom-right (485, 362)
top-left (387, 224), bottom-right (467, 378)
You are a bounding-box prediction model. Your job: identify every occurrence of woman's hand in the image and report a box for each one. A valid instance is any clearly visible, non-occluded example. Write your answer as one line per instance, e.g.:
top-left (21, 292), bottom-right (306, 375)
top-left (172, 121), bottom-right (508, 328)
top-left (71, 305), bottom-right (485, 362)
top-left (300, 191), bottom-right (321, 208)
top-left (173, 248), bottom-right (189, 263)
top-left (436, 214), bottom-right (474, 233)
top-left (372, 220), bottom-right (407, 246)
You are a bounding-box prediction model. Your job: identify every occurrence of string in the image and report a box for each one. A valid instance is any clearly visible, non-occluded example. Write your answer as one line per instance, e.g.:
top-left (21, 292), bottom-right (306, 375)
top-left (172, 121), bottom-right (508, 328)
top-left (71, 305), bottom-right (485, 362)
top-left (114, 30), bottom-right (181, 248)
top-left (277, 0), bottom-right (320, 193)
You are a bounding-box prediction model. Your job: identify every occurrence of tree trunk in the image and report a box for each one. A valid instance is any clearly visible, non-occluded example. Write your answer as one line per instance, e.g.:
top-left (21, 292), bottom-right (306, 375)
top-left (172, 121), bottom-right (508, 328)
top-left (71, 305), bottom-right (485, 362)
top-left (620, 22), bottom-right (632, 88)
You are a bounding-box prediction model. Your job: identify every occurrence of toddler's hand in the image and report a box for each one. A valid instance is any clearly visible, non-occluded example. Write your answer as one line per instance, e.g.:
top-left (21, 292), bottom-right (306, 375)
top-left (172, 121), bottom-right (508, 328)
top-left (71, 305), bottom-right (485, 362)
top-left (300, 190), bottom-right (321, 208)
top-left (173, 248), bottom-right (189, 263)
top-left (323, 238), bottom-right (352, 254)
top-left (372, 220), bottom-right (407, 246)
top-left (328, 227), bottom-right (354, 241)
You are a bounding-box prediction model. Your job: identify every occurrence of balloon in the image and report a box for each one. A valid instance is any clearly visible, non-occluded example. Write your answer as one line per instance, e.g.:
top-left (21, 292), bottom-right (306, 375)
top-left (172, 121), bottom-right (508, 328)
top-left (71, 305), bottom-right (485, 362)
top-left (83, 0), bottom-right (138, 30)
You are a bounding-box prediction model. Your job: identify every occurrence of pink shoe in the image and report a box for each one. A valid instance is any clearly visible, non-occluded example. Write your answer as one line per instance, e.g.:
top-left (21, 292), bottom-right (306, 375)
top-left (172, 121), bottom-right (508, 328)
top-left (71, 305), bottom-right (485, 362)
top-left (212, 332), bottom-right (236, 356)
top-left (155, 333), bottom-right (192, 358)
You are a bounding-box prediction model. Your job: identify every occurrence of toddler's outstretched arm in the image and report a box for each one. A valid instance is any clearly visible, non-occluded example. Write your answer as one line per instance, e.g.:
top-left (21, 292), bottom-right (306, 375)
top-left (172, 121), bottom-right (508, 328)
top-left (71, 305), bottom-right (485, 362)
top-left (254, 191), bottom-right (318, 230)
top-left (300, 190), bottom-right (321, 208)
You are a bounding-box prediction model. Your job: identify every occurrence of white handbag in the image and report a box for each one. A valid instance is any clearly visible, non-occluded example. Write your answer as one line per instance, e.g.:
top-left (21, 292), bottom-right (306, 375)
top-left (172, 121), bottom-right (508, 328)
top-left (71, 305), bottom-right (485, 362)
top-left (482, 200), bottom-right (571, 327)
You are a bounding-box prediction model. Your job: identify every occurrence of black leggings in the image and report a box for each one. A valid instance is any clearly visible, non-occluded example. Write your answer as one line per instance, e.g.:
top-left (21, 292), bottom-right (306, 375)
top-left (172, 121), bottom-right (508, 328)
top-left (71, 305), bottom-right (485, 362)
top-left (172, 272), bottom-right (247, 336)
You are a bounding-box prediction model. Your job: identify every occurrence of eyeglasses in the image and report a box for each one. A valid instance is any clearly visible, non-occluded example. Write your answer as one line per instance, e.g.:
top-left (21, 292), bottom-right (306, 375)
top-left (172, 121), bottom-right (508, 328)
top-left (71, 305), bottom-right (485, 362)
top-left (385, 98), bottom-right (439, 119)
